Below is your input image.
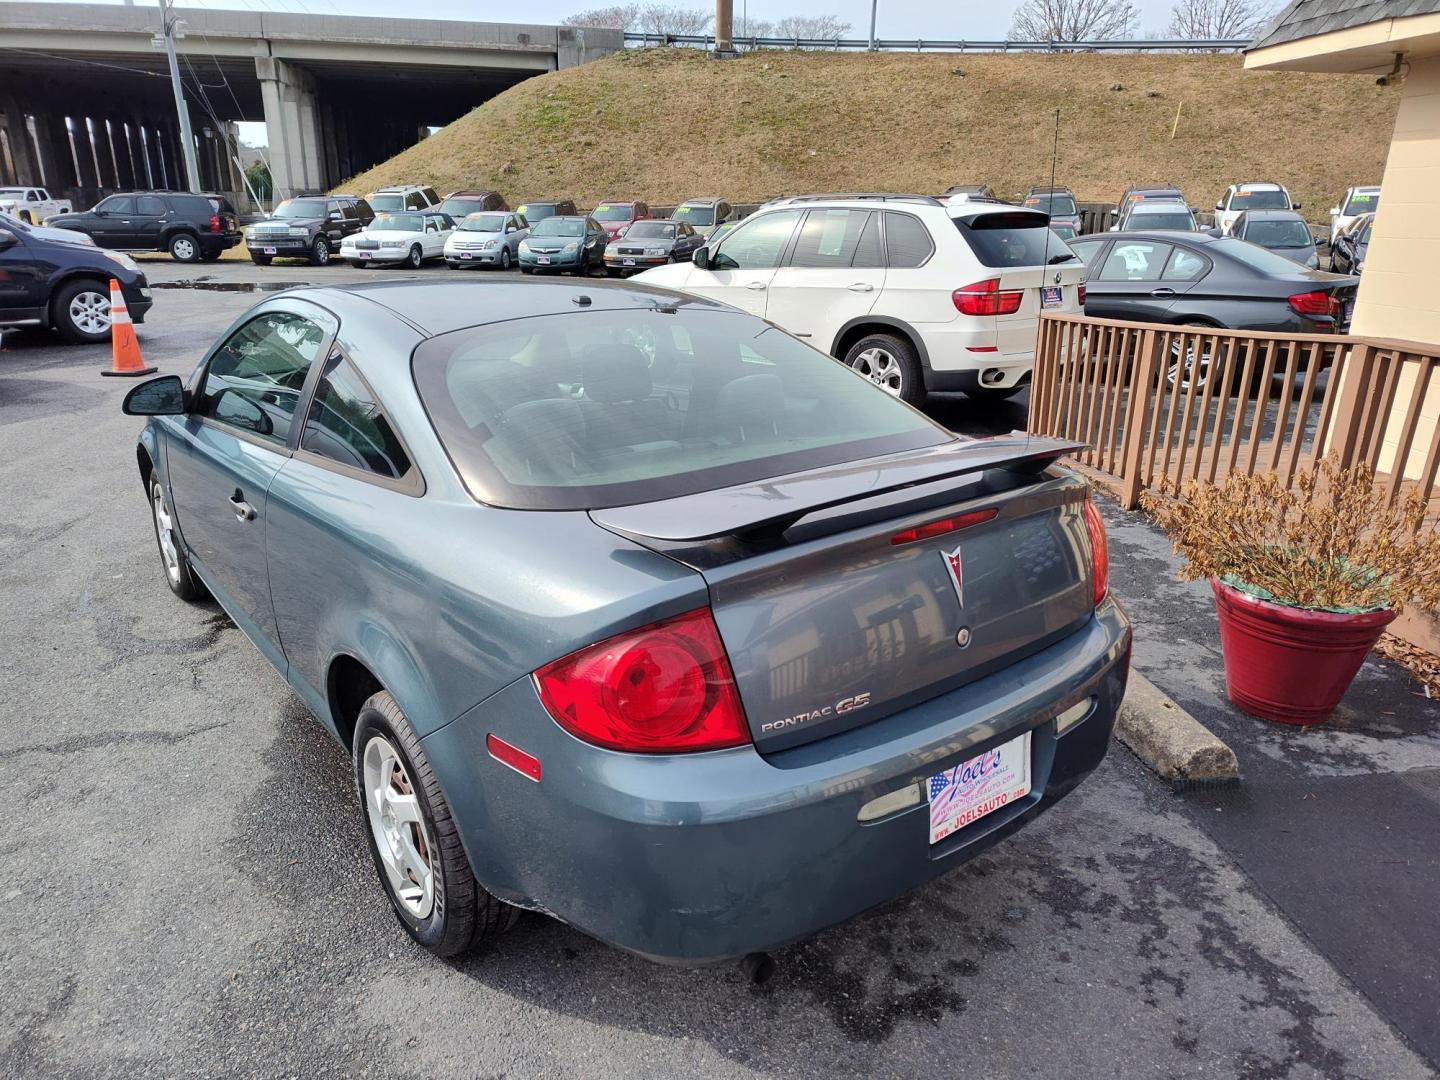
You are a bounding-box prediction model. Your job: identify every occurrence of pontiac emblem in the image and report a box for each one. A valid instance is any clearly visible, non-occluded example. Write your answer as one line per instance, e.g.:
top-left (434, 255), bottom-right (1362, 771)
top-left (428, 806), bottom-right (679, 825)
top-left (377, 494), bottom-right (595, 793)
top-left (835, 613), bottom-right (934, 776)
top-left (941, 544), bottom-right (966, 609)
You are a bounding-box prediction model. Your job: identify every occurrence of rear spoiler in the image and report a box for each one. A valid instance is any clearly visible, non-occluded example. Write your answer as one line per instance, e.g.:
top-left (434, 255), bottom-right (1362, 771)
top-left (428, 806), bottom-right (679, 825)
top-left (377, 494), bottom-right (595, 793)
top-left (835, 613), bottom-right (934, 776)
top-left (591, 434), bottom-right (1085, 544)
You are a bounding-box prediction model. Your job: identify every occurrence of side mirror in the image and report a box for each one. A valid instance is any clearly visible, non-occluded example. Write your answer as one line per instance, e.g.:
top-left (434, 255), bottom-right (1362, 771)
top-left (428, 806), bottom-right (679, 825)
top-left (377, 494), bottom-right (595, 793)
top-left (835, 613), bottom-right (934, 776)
top-left (617, 225), bottom-right (629, 238)
top-left (692, 245), bottom-right (710, 270)
top-left (1330, 207), bottom-right (1339, 216)
top-left (1293, 202), bottom-right (1302, 210)
top-left (122, 374), bottom-right (186, 416)
top-left (1214, 202), bottom-right (1223, 211)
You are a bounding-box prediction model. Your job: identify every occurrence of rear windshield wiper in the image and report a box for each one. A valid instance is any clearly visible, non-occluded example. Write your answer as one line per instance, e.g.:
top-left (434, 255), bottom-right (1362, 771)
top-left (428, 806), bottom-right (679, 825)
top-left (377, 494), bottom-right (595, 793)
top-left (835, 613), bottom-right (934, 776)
top-left (1047, 252), bottom-right (1078, 264)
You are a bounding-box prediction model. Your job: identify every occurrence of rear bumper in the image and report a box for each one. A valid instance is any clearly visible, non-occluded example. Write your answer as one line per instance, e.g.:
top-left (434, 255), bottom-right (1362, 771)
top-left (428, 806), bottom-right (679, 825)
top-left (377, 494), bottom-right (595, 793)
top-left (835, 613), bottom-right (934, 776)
top-left (423, 599), bottom-right (1132, 964)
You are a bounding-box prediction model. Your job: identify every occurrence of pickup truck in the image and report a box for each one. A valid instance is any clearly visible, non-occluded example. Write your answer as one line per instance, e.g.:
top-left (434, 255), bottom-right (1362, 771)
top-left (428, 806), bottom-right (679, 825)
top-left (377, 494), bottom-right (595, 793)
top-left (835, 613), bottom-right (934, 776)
top-left (0, 187), bottom-right (72, 224)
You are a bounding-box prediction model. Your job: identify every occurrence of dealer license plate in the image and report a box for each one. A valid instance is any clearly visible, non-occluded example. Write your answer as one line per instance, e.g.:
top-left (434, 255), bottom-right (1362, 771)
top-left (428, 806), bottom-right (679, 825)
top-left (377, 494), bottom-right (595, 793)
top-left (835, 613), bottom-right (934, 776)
top-left (358, 252), bottom-right (372, 259)
top-left (538, 256), bottom-right (551, 265)
top-left (263, 247), bottom-right (277, 255)
top-left (461, 253), bottom-right (472, 260)
top-left (1041, 286), bottom-right (1063, 308)
top-left (927, 731), bottom-right (1032, 844)
top-left (623, 258), bottom-right (636, 266)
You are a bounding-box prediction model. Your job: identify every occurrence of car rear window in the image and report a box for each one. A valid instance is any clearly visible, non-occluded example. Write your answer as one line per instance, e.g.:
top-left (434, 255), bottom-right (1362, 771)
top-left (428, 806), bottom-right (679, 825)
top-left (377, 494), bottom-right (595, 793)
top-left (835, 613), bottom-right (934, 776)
top-left (518, 203), bottom-right (560, 222)
top-left (1131, 211), bottom-right (1196, 231)
top-left (953, 211), bottom-right (1077, 267)
top-left (1231, 188), bottom-right (1289, 210)
top-left (1214, 237), bottom-right (1311, 274)
top-left (411, 307), bottom-right (950, 510)
top-left (1025, 194), bottom-right (1077, 216)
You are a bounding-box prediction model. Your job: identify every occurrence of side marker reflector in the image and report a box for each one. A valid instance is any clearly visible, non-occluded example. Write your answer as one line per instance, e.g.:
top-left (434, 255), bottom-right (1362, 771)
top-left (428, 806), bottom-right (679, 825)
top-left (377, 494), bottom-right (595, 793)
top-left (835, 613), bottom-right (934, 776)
top-left (487, 733), bottom-right (542, 781)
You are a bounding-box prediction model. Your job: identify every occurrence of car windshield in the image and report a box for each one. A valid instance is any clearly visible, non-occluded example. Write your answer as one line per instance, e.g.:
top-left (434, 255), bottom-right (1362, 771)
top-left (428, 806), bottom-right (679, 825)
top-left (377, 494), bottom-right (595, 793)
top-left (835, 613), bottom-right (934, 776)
top-left (953, 211), bottom-right (1077, 267)
top-left (368, 194), bottom-right (405, 212)
top-left (1132, 211), bottom-right (1196, 231)
top-left (412, 306), bottom-right (949, 510)
top-left (1214, 238), bottom-right (1311, 274)
top-left (1244, 220), bottom-right (1313, 248)
top-left (461, 213), bottom-right (508, 233)
top-left (591, 204), bottom-right (636, 222)
top-left (440, 197), bottom-right (492, 218)
top-left (273, 198), bottom-right (326, 219)
top-left (1232, 188), bottom-right (1289, 210)
top-left (673, 204), bottom-right (716, 226)
top-left (624, 222), bottom-right (676, 239)
top-left (531, 218), bottom-right (585, 237)
top-left (519, 204), bottom-right (559, 222)
top-left (1026, 194), bottom-right (1078, 216)
top-left (1343, 191), bottom-right (1380, 215)
top-left (372, 213), bottom-right (423, 233)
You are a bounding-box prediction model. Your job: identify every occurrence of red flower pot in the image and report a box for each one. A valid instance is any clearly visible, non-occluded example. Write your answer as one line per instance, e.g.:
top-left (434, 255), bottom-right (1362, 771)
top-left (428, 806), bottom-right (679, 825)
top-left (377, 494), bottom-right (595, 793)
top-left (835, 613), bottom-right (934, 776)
top-left (1210, 577), bottom-right (1396, 725)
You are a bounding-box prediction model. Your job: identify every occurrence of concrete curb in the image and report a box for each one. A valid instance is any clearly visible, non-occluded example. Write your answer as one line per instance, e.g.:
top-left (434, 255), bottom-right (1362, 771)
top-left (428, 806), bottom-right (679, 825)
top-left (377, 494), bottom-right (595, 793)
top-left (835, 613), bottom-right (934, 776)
top-left (1117, 671), bottom-right (1240, 787)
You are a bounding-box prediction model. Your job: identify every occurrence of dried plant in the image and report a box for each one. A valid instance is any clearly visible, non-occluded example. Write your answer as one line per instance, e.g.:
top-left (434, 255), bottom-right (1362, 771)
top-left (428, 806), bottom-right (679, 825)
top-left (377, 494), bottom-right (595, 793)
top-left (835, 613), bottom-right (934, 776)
top-left (1141, 458), bottom-right (1440, 614)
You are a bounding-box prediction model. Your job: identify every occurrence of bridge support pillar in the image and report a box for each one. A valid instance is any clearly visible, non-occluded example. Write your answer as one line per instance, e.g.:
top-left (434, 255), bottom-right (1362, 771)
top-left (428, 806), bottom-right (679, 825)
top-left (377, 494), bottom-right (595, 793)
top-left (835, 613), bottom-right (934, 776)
top-left (1, 99), bottom-right (39, 186)
top-left (257, 56), bottom-right (324, 198)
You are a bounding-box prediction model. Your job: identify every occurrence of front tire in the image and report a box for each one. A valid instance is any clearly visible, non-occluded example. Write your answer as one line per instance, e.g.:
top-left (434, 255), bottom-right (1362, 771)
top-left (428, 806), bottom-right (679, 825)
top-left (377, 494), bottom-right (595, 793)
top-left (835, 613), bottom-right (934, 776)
top-left (148, 471), bottom-right (208, 601)
top-left (406, 245), bottom-right (423, 270)
top-left (309, 236), bottom-right (331, 266)
top-left (843, 332), bottom-right (924, 406)
top-left (52, 279), bottom-right (112, 345)
top-left (354, 692), bottom-right (514, 957)
top-left (168, 233), bottom-right (200, 263)
top-left (500, 247), bottom-right (511, 271)
top-left (250, 253), bottom-right (273, 266)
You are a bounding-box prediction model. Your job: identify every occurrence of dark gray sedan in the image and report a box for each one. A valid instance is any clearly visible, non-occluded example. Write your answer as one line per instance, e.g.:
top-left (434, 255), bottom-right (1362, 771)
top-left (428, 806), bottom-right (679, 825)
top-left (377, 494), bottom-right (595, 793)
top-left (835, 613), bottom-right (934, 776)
top-left (1230, 209), bottom-right (1320, 269)
top-left (121, 278), bottom-right (1130, 965)
top-left (603, 219), bottom-right (703, 275)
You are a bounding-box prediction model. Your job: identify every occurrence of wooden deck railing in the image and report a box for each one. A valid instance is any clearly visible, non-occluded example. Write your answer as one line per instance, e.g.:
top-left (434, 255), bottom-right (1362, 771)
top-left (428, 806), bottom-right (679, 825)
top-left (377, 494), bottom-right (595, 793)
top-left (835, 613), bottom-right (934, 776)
top-left (1028, 314), bottom-right (1440, 515)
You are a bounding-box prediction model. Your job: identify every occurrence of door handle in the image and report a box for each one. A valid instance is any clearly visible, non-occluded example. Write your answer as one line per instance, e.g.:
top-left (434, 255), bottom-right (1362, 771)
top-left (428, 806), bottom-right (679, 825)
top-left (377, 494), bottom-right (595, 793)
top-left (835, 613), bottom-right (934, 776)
top-left (229, 491), bottom-right (257, 522)
top-left (744, 281), bottom-right (767, 291)
top-left (847, 283), bottom-right (874, 292)
top-left (1149, 287), bottom-right (1176, 298)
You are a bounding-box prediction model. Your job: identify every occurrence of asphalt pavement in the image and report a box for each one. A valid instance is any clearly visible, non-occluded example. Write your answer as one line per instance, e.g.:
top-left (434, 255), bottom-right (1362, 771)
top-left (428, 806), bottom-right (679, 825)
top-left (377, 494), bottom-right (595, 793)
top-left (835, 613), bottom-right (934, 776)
top-left (0, 259), bottom-right (1435, 1079)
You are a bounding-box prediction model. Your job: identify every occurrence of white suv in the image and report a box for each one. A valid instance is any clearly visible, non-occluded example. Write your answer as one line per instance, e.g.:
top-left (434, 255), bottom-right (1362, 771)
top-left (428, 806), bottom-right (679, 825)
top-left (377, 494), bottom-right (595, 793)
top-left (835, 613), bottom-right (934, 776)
top-left (636, 194), bottom-right (1085, 404)
top-left (1214, 182), bottom-right (1297, 236)
top-left (365, 185), bottom-right (441, 214)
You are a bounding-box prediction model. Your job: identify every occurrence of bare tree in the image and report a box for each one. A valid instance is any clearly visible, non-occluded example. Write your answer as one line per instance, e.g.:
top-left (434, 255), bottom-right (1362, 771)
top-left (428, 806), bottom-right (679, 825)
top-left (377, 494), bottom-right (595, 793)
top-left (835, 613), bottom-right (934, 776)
top-left (1167, 0), bottom-right (1276, 42)
top-left (774, 13), bottom-right (852, 41)
top-left (1008, 0), bottom-right (1139, 41)
top-left (563, 3), bottom-right (711, 35)
top-left (734, 14), bottom-right (775, 38)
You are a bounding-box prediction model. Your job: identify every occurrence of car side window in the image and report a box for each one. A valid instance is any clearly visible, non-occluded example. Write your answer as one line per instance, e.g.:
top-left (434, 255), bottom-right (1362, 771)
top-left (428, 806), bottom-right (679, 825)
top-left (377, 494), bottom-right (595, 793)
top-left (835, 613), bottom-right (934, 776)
top-left (422, 188), bottom-right (439, 206)
top-left (851, 212), bottom-right (883, 267)
top-left (710, 210), bottom-right (802, 271)
top-left (355, 199), bottom-right (374, 223)
top-left (788, 209), bottom-right (872, 269)
top-left (300, 353), bottom-right (412, 480)
top-left (883, 212), bottom-right (934, 268)
top-left (197, 312), bottom-right (330, 446)
top-left (97, 195), bottom-right (136, 214)
top-left (1098, 241), bottom-right (1173, 282)
top-left (27, 190), bottom-right (39, 202)
top-left (136, 196), bottom-right (166, 215)
top-left (1163, 247), bottom-right (1209, 282)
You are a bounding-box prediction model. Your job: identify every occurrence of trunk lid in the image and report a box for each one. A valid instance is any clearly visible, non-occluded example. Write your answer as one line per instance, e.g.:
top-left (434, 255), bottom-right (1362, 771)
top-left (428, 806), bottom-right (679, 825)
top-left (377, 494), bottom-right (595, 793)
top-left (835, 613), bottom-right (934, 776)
top-left (593, 435), bottom-right (1097, 753)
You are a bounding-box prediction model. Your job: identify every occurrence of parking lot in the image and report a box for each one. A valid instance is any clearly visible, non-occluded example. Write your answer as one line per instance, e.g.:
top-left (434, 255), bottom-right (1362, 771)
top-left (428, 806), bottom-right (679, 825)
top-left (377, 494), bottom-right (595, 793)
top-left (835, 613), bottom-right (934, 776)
top-left (1, 261), bottom-right (1434, 1079)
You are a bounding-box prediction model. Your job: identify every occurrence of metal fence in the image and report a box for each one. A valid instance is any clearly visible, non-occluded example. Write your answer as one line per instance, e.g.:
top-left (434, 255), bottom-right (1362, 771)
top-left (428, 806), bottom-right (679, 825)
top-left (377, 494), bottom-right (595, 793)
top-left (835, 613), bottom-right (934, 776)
top-left (623, 32), bottom-right (1252, 52)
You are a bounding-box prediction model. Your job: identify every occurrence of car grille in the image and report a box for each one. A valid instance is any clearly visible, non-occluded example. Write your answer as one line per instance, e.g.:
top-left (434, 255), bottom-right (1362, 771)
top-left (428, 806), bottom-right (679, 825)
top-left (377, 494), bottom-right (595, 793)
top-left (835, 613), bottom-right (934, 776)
top-left (354, 239), bottom-right (379, 250)
top-left (617, 247), bottom-right (649, 256)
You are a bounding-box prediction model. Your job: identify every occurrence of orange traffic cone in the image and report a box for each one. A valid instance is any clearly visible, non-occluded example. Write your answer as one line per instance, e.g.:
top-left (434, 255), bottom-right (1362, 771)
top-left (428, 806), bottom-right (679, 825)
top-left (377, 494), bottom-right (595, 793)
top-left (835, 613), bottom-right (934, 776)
top-left (101, 278), bottom-right (155, 377)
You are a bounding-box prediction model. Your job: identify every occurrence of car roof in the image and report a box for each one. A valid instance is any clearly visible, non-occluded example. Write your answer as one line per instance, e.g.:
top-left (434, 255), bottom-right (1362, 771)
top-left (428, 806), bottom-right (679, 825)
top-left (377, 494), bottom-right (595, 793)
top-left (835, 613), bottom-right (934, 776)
top-left (1233, 181), bottom-right (1286, 191)
top-left (1129, 200), bottom-right (1191, 212)
top-left (1126, 186), bottom-right (1184, 196)
top-left (291, 278), bottom-right (732, 338)
top-left (372, 185), bottom-right (431, 193)
top-left (948, 202), bottom-right (1045, 221)
top-left (443, 189), bottom-right (499, 198)
top-left (1027, 185), bottom-right (1074, 193)
top-left (679, 197), bottom-right (725, 205)
top-left (1083, 230), bottom-right (1220, 244)
top-left (1237, 208), bottom-right (1306, 220)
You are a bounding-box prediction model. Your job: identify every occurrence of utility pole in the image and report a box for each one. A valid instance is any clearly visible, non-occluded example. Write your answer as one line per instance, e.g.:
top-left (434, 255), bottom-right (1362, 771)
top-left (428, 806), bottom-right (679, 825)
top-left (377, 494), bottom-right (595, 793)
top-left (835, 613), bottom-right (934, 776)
top-left (868, 0), bottom-right (878, 50)
top-left (714, 0), bottom-right (735, 56)
top-left (155, 0), bottom-right (201, 191)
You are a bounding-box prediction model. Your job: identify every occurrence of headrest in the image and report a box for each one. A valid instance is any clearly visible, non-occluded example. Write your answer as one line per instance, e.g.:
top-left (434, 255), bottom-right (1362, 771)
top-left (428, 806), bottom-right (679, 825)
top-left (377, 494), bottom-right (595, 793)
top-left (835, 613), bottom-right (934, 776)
top-left (581, 344), bottom-right (653, 403)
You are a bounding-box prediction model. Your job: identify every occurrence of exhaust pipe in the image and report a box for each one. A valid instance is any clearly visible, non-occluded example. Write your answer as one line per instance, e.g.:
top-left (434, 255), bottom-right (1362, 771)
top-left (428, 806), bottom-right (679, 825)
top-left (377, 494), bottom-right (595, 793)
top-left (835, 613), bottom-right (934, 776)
top-left (740, 952), bottom-right (775, 985)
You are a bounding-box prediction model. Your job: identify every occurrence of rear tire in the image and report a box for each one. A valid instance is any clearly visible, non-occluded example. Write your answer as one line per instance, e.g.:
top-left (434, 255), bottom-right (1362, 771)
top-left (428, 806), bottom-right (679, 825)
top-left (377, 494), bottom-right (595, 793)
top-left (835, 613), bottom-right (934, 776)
top-left (168, 233), bottom-right (200, 263)
top-left (842, 332), bottom-right (924, 407)
top-left (353, 691), bottom-right (514, 958)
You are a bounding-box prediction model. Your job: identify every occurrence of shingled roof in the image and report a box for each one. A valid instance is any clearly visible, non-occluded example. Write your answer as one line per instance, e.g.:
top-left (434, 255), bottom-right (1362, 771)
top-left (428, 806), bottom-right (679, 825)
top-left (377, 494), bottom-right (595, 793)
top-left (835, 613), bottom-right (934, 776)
top-left (1250, 0), bottom-right (1440, 51)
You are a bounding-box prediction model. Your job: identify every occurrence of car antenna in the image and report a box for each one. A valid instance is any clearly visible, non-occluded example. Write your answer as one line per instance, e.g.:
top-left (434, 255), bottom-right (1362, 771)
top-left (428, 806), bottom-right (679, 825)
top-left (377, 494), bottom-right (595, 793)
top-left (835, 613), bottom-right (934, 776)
top-left (1041, 107), bottom-right (1060, 271)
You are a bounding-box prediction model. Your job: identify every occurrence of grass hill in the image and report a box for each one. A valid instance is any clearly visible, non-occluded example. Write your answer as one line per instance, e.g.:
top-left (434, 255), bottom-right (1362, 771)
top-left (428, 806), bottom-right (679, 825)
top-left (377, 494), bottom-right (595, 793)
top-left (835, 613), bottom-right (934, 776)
top-left (342, 48), bottom-right (1398, 217)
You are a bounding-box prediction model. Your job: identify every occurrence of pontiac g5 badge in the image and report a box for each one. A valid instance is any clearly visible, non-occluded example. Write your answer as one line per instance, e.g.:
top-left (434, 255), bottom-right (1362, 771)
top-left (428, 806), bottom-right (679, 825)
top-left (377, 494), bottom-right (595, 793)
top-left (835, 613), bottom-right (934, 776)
top-left (942, 544), bottom-right (966, 608)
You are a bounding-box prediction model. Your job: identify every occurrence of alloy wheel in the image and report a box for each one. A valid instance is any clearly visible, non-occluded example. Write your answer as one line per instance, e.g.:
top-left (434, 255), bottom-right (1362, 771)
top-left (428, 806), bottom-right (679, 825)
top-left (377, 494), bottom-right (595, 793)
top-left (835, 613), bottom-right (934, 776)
top-left (69, 289), bottom-right (111, 337)
top-left (408, 245), bottom-right (422, 270)
top-left (1167, 338), bottom-right (1213, 392)
top-left (151, 482), bottom-right (181, 586)
top-left (851, 347), bottom-right (904, 396)
top-left (172, 236), bottom-right (196, 261)
top-left (312, 238), bottom-right (330, 265)
top-left (362, 735), bottom-right (437, 919)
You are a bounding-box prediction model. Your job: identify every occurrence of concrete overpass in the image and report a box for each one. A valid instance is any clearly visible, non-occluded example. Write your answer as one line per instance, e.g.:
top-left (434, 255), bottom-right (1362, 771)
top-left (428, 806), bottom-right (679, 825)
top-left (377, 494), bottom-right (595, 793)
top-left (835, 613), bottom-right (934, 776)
top-left (0, 3), bottom-right (622, 207)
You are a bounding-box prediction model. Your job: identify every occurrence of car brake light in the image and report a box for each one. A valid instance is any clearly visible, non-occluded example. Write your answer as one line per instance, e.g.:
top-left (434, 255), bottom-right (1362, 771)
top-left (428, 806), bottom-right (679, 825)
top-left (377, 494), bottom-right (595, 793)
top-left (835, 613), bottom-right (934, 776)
top-left (1288, 290), bottom-right (1337, 317)
top-left (891, 508), bottom-right (998, 546)
top-left (208, 214), bottom-right (221, 234)
top-left (533, 608), bottom-right (750, 753)
top-left (954, 278), bottom-right (1024, 316)
top-left (1084, 496), bottom-right (1109, 605)
top-left (1077, 282), bottom-right (1087, 305)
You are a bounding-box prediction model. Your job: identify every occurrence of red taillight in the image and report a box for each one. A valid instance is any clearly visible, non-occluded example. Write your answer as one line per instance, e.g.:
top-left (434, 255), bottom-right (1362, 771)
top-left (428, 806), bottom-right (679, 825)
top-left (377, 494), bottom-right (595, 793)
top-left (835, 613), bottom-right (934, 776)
top-left (208, 214), bottom-right (222, 233)
top-left (1288, 289), bottom-right (1337, 318)
top-left (1084, 496), bottom-right (1109, 605)
top-left (486, 733), bottom-right (542, 781)
top-left (954, 278), bottom-right (1024, 316)
top-left (891, 508), bottom-right (998, 545)
top-left (533, 608), bottom-right (750, 753)
top-left (1077, 282), bottom-right (1087, 306)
